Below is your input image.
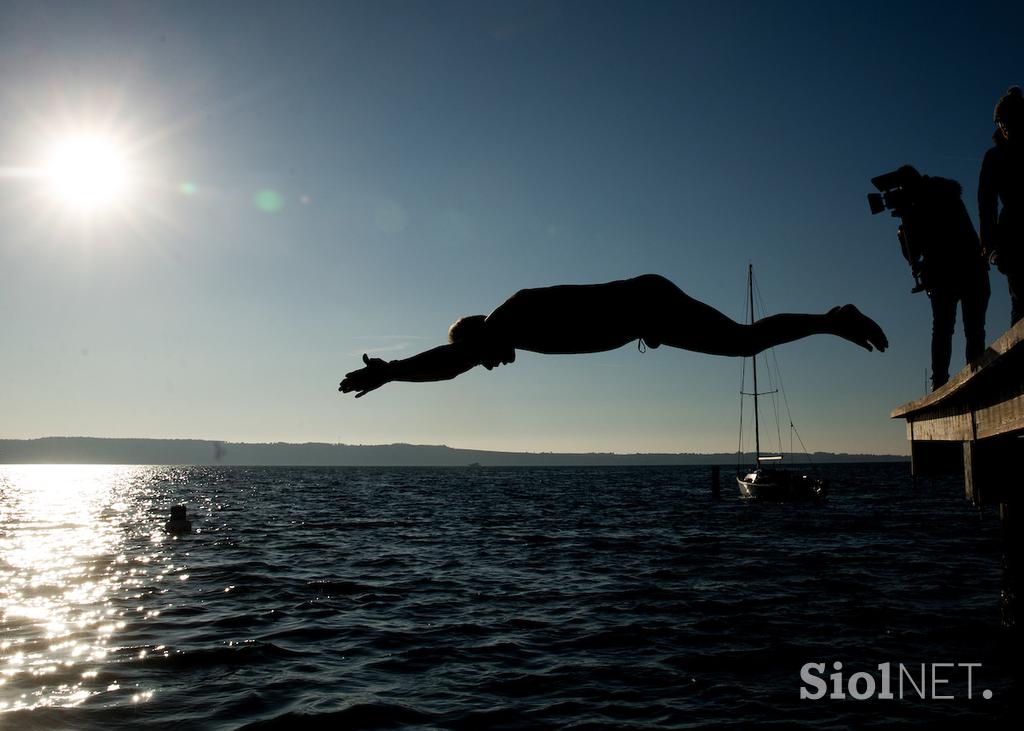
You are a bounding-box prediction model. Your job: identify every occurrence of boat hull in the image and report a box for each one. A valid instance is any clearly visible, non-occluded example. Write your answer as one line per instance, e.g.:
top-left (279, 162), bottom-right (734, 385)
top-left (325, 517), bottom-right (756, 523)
top-left (737, 469), bottom-right (826, 500)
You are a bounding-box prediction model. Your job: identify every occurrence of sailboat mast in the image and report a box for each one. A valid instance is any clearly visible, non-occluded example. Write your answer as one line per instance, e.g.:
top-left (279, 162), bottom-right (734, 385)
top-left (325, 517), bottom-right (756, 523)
top-left (748, 263), bottom-right (761, 463)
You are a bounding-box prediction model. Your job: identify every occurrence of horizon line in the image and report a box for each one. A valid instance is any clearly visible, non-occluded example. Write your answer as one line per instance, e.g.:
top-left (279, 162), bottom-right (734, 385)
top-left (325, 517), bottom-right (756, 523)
top-left (0, 435), bottom-right (911, 459)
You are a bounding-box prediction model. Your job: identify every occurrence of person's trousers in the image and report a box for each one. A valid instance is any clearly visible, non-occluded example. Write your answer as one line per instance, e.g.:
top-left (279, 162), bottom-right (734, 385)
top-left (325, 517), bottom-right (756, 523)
top-left (930, 278), bottom-right (990, 389)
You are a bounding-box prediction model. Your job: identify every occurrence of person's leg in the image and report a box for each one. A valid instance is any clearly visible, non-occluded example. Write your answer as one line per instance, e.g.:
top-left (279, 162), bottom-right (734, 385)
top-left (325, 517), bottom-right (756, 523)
top-left (636, 274), bottom-right (887, 357)
top-left (961, 273), bottom-right (990, 364)
top-left (929, 291), bottom-right (956, 389)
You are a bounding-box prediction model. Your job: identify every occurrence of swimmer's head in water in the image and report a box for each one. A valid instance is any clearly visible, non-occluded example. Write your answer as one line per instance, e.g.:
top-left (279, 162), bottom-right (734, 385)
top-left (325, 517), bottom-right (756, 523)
top-left (448, 314), bottom-right (515, 370)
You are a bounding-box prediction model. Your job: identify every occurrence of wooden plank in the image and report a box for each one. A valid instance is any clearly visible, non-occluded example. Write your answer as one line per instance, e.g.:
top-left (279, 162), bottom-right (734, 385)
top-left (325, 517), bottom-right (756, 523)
top-left (975, 390), bottom-right (1024, 440)
top-left (903, 385), bottom-right (1024, 443)
top-left (908, 412), bottom-right (974, 441)
top-left (900, 403), bottom-right (1024, 443)
top-left (964, 440), bottom-right (980, 505)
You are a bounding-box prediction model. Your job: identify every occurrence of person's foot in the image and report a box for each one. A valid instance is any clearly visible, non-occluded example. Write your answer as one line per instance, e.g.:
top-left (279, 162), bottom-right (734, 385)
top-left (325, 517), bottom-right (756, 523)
top-left (829, 305), bottom-right (888, 352)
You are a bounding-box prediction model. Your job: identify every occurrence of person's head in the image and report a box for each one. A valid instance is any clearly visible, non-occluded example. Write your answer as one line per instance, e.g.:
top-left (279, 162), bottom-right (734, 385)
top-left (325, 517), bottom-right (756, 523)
top-left (448, 314), bottom-right (515, 369)
top-left (448, 314), bottom-right (488, 345)
top-left (994, 86), bottom-right (1023, 142)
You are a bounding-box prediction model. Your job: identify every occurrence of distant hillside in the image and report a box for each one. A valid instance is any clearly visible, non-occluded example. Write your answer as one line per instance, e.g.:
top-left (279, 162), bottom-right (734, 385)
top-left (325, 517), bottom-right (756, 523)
top-left (0, 437), bottom-right (908, 466)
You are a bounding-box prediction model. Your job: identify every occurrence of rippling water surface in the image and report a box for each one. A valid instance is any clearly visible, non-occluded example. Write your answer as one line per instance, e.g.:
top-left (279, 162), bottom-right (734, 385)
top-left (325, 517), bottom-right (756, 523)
top-left (0, 464), bottom-right (1017, 728)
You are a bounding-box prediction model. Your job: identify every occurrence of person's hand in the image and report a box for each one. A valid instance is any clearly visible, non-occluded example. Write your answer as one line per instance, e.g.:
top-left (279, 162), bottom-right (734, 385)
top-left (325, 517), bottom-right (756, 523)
top-left (339, 354), bottom-right (391, 398)
top-left (980, 233), bottom-right (1001, 267)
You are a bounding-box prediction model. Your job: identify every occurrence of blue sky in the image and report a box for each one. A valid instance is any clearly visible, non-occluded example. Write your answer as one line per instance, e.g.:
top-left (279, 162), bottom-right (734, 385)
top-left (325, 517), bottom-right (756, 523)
top-left (0, 1), bottom-right (1019, 455)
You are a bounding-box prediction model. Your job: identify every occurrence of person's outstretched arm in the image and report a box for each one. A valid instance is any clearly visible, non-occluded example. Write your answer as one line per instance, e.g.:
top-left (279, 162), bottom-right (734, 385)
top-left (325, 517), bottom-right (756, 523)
top-left (339, 343), bottom-right (483, 398)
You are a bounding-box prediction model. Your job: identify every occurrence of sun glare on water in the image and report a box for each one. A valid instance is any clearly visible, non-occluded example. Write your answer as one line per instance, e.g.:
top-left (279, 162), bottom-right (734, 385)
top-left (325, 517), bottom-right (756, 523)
top-left (43, 131), bottom-right (132, 213)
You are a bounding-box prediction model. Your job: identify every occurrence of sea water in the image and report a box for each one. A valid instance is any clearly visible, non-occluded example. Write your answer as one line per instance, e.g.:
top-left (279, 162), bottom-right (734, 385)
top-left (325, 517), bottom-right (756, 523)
top-left (0, 464), bottom-right (1016, 728)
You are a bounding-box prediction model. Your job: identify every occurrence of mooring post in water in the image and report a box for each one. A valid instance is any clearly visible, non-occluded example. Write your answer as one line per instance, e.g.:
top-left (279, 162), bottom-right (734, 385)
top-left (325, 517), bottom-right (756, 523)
top-left (711, 465), bottom-right (720, 500)
top-left (1000, 502), bottom-right (1022, 630)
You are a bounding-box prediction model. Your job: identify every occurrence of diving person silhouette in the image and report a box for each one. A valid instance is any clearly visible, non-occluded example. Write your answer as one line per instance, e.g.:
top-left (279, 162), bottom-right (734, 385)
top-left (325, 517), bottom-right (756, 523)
top-left (339, 274), bottom-right (887, 398)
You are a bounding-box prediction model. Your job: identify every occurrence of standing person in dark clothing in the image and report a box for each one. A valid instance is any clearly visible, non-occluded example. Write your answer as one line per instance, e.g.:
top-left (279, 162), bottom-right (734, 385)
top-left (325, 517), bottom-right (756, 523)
top-left (912, 173), bottom-right (990, 389)
top-left (980, 86), bottom-right (1024, 325)
top-left (870, 165), bottom-right (989, 390)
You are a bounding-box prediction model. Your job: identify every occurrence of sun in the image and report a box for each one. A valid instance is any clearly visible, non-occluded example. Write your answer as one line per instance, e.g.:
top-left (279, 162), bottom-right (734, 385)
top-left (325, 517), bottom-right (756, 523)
top-left (43, 131), bottom-right (131, 212)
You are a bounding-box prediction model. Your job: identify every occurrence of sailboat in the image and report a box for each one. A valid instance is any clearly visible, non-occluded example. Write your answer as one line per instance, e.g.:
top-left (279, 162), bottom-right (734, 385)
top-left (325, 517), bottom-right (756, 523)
top-left (736, 264), bottom-right (826, 500)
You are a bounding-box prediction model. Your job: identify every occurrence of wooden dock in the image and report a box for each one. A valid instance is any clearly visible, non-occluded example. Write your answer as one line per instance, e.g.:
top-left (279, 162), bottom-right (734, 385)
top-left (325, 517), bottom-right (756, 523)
top-left (892, 318), bottom-right (1024, 627)
top-left (892, 318), bottom-right (1024, 503)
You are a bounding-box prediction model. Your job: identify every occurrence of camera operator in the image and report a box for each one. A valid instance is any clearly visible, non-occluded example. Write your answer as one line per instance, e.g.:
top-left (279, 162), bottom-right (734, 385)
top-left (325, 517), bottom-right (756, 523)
top-left (870, 165), bottom-right (989, 390)
top-left (979, 86), bottom-right (1024, 326)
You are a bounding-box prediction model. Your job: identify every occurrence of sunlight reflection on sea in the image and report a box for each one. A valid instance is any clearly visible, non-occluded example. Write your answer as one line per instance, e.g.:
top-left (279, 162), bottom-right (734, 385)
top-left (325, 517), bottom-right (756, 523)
top-left (0, 466), bottom-right (170, 712)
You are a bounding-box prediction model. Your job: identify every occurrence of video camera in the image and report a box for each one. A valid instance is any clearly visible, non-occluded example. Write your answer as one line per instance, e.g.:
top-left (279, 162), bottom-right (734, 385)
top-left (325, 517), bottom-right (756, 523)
top-left (868, 165), bottom-right (922, 217)
top-left (868, 165), bottom-right (929, 293)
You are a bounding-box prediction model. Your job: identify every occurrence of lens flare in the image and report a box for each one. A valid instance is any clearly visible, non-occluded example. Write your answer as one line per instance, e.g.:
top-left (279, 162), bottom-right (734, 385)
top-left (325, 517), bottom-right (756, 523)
top-left (252, 189), bottom-right (284, 213)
